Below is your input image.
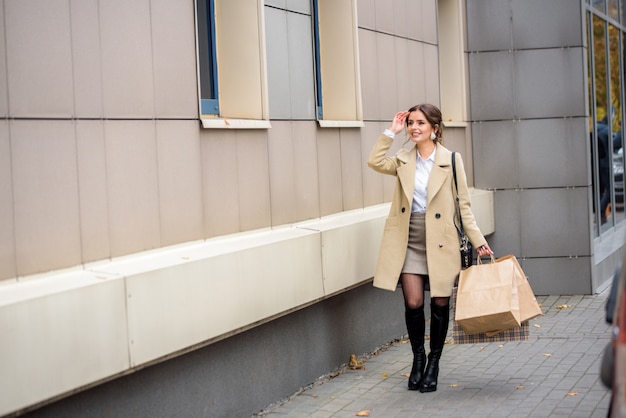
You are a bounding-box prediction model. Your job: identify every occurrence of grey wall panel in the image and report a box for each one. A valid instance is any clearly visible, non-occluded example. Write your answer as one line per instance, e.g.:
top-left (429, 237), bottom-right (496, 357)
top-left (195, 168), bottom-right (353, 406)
top-left (489, 189), bottom-right (523, 258)
top-left (517, 118), bottom-right (589, 189)
top-left (514, 48), bottom-right (586, 120)
top-left (286, 12), bottom-right (316, 120)
top-left (466, 0), bottom-right (512, 52)
top-left (519, 187), bottom-right (591, 258)
top-left (265, 7), bottom-right (292, 118)
top-left (468, 51), bottom-right (515, 121)
top-left (5, 0), bottom-right (74, 117)
top-left (522, 256), bottom-right (592, 295)
top-left (265, 7), bottom-right (315, 120)
top-left (511, 0), bottom-right (584, 50)
top-left (472, 120), bottom-right (518, 189)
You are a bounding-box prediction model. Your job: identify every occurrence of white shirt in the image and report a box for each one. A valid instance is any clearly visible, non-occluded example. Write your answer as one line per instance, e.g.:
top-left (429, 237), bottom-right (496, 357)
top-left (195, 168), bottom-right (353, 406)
top-left (382, 129), bottom-right (435, 213)
top-left (412, 147), bottom-right (436, 213)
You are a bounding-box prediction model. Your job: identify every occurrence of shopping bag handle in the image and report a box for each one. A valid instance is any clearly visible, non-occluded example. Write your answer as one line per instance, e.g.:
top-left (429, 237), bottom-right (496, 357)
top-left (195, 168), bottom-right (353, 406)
top-left (476, 254), bottom-right (497, 265)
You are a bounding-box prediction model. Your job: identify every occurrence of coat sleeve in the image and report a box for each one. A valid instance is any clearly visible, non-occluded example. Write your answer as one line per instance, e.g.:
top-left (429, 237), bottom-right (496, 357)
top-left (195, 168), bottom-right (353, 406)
top-left (368, 134), bottom-right (400, 176)
top-left (453, 152), bottom-right (488, 248)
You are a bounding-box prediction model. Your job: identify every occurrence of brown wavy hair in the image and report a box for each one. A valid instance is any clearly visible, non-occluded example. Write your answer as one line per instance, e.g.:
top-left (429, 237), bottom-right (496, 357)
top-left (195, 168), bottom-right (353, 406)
top-left (406, 103), bottom-right (443, 144)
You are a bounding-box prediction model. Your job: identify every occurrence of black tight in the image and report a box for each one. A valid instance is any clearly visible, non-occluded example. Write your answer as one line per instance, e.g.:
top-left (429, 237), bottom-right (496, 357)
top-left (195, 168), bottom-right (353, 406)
top-left (400, 273), bottom-right (450, 309)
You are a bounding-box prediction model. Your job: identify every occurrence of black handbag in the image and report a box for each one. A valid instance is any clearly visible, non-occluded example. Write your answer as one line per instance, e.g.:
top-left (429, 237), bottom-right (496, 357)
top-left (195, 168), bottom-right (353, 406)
top-left (452, 152), bottom-right (473, 269)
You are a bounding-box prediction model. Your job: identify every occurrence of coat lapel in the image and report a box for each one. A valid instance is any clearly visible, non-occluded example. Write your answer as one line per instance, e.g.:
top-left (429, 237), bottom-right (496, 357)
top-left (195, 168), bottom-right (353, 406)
top-left (397, 146), bottom-right (417, 204)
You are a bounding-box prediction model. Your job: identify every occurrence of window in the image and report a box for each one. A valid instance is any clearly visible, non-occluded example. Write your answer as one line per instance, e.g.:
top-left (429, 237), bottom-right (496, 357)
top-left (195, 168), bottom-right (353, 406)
top-left (264, 0), bottom-right (362, 127)
top-left (195, 0), bottom-right (270, 129)
top-left (587, 7), bottom-right (626, 235)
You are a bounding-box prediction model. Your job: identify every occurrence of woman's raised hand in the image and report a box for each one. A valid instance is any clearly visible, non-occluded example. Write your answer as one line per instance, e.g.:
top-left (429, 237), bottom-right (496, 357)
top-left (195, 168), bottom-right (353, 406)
top-left (390, 111), bottom-right (409, 135)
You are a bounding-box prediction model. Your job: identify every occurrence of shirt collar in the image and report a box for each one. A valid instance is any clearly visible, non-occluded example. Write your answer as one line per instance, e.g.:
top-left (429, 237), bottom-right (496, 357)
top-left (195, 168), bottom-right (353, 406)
top-left (417, 146), bottom-right (436, 162)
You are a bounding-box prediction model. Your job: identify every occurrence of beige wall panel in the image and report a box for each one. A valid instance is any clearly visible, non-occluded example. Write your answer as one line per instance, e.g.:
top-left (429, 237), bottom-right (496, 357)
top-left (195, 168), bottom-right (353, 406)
top-left (358, 28), bottom-right (380, 121)
top-left (236, 130), bottom-right (271, 231)
top-left (407, 41), bottom-right (426, 108)
top-left (361, 121), bottom-right (386, 207)
top-left (76, 120), bottom-right (111, 263)
top-left (70, 0), bottom-right (104, 118)
top-left (393, 37), bottom-right (413, 110)
top-left (0, 121), bottom-right (16, 281)
top-left (376, 33), bottom-right (398, 120)
top-left (105, 121), bottom-right (160, 257)
top-left (373, 0), bottom-right (394, 34)
top-left (405, 0), bottom-right (423, 42)
top-left (215, 0), bottom-right (265, 119)
top-left (267, 121), bottom-right (298, 226)
top-left (200, 129), bottom-right (241, 237)
top-left (424, 43), bottom-right (441, 106)
top-left (151, 0), bottom-right (199, 118)
top-left (156, 120), bottom-right (204, 246)
top-left (421, 0), bottom-right (438, 44)
top-left (10, 121), bottom-right (81, 276)
top-left (99, 0), bottom-right (155, 118)
top-left (5, 0), bottom-right (73, 117)
top-left (0, 4), bottom-right (7, 118)
top-left (357, 0), bottom-right (376, 30)
top-left (293, 122), bottom-right (321, 221)
top-left (12, 120), bottom-right (82, 276)
top-left (339, 129), bottom-right (364, 210)
top-left (316, 129), bottom-right (344, 216)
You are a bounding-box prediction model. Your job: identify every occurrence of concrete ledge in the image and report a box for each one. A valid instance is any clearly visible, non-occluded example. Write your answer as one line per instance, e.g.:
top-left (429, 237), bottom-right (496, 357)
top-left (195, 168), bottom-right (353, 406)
top-left (0, 192), bottom-right (494, 416)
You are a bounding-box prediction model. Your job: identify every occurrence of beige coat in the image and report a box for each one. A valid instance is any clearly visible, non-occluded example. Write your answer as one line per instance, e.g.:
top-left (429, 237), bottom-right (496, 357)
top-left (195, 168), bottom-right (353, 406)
top-left (367, 134), bottom-right (487, 296)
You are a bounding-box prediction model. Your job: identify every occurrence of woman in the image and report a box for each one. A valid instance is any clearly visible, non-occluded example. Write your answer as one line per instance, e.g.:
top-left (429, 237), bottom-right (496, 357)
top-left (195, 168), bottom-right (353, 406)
top-left (367, 104), bottom-right (492, 393)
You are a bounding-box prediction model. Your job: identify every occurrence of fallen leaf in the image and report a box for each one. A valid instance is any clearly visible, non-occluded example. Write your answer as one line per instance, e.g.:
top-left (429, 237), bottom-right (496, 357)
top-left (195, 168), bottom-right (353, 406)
top-left (356, 410), bottom-right (370, 417)
top-left (223, 118), bottom-right (230, 126)
top-left (566, 392), bottom-right (579, 397)
top-left (544, 353), bottom-right (552, 357)
top-left (556, 304), bottom-right (572, 309)
top-left (449, 383), bottom-right (459, 388)
top-left (534, 324), bottom-right (541, 328)
top-left (498, 345), bottom-right (504, 348)
top-left (382, 372), bottom-right (388, 378)
top-left (515, 385), bottom-right (525, 389)
top-left (400, 339), bottom-right (409, 344)
top-left (400, 373), bottom-right (410, 378)
top-left (444, 339), bottom-right (453, 345)
top-left (349, 354), bottom-right (365, 370)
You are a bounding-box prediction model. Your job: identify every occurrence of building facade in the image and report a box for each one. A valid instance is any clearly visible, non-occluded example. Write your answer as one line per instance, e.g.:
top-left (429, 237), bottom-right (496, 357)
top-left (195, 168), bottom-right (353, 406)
top-left (0, 0), bottom-right (624, 417)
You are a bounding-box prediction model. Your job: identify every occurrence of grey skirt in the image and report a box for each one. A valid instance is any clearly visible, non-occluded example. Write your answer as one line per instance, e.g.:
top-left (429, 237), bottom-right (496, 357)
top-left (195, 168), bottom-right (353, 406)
top-left (402, 212), bottom-right (429, 276)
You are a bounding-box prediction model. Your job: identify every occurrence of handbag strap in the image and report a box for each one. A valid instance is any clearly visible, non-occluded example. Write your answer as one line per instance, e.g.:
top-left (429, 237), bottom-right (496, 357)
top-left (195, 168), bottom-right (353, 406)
top-left (452, 152), bottom-right (465, 234)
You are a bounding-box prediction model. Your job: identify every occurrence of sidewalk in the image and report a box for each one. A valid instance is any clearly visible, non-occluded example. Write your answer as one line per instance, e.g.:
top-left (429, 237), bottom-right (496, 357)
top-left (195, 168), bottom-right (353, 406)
top-left (256, 290), bottom-right (613, 417)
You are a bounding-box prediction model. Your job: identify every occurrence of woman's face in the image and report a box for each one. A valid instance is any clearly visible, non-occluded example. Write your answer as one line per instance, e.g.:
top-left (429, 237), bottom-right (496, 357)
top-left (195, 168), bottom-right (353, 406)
top-left (406, 110), bottom-right (436, 145)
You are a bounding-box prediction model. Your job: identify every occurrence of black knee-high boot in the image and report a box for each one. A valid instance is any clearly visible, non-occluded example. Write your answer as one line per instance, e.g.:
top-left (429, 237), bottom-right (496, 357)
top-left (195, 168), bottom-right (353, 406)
top-left (420, 303), bottom-right (450, 393)
top-left (405, 306), bottom-right (426, 390)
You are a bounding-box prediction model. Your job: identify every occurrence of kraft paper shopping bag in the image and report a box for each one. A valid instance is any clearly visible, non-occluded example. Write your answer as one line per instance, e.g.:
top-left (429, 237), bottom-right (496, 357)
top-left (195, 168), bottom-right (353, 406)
top-left (455, 255), bottom-right (521, 335)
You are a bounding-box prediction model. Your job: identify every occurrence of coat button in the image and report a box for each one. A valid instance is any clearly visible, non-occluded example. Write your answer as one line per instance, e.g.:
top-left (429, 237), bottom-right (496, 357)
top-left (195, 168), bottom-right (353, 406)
top-left (401, 207), bottom-right (406, 213)
top-left (435, 213), bottom-right (441, 219)
top-left (438, 244), bottom-right (443, 248)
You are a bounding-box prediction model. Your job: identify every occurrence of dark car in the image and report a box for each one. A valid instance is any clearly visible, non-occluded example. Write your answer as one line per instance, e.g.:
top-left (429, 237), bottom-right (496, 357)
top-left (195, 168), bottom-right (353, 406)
top-left (602, 254), bottom-right (626, 417)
